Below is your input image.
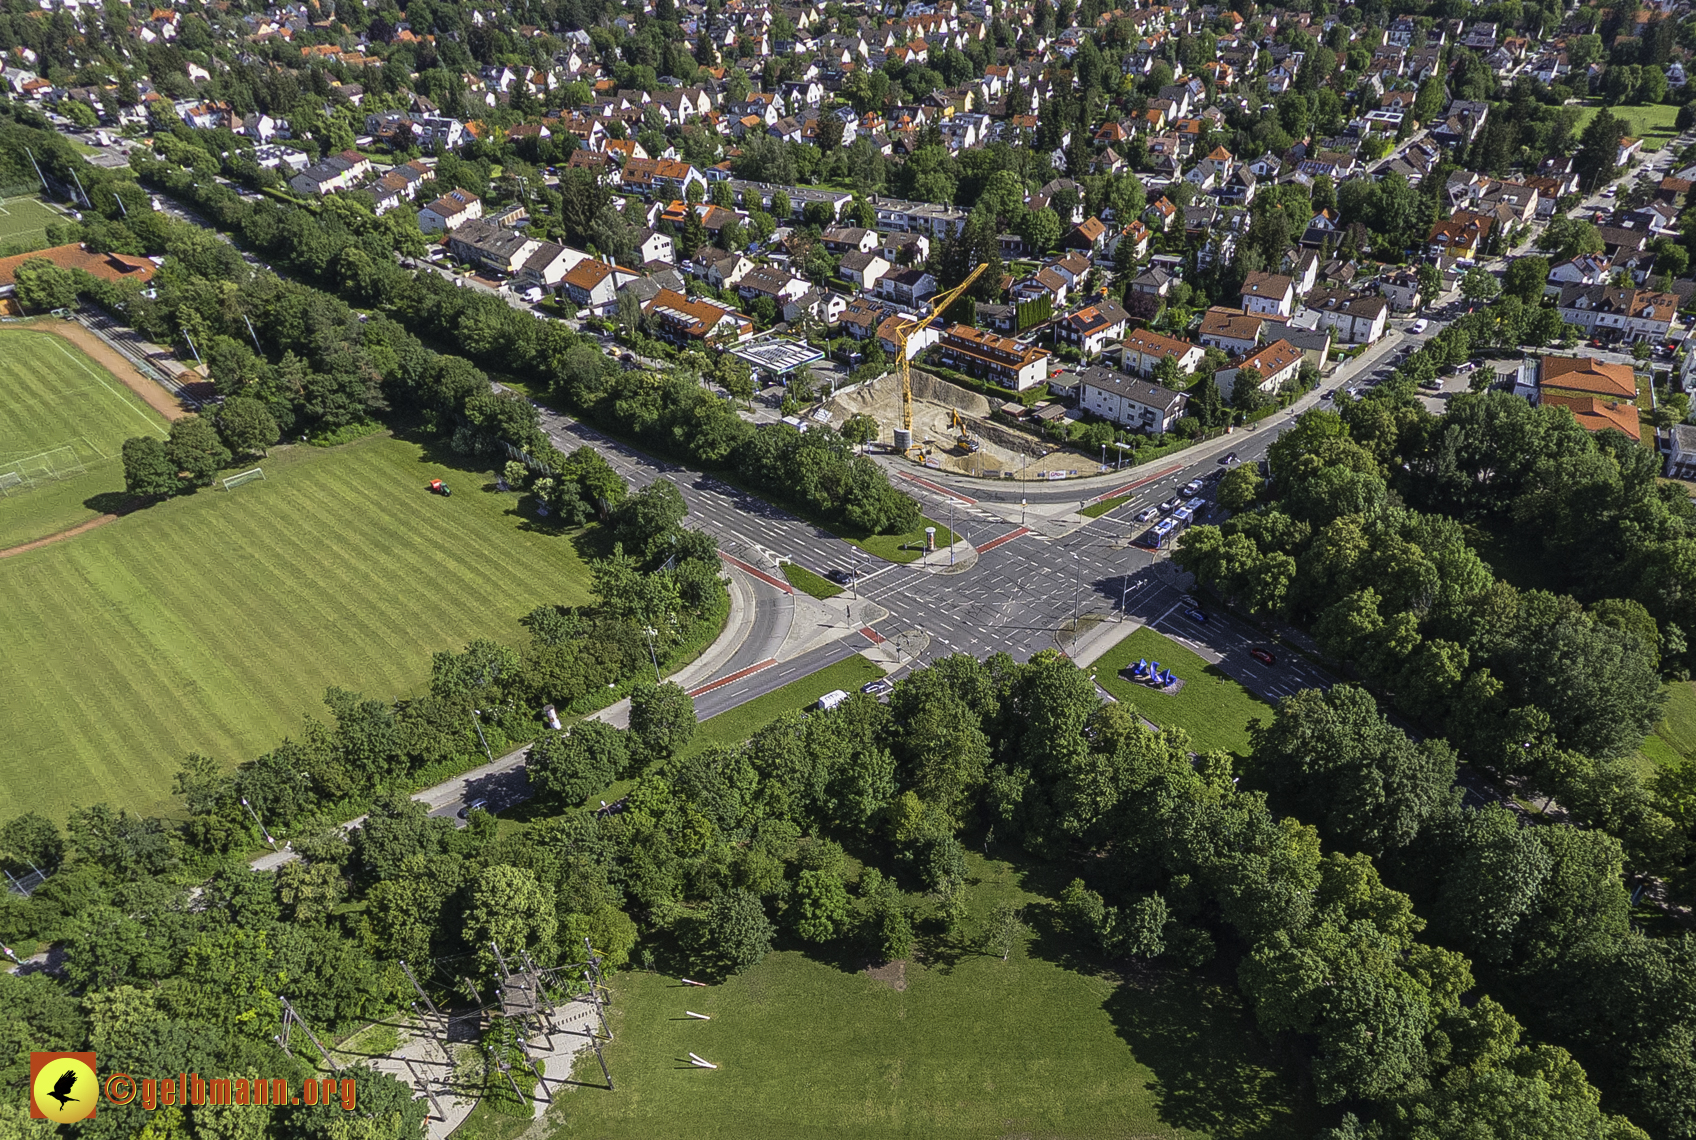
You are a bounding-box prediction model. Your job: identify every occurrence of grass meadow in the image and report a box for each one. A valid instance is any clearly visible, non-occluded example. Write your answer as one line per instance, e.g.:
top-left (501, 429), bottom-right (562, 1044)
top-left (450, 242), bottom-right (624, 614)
top-left (554, 846), bottom-right (1312, 1140)
top-left (1574, 100), bottom-right (1683, 151)
top-left (1094, 626), bottom-right (1274, 757)
top-left (0, 327), bottom-right (169, 548)
top-left (0, 432), bottom-right (596, 822)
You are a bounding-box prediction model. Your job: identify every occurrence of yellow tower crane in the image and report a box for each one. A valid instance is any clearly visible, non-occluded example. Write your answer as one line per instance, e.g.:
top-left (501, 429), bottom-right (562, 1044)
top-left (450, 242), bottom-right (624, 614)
top-left (890, 261), bottom-right (990, 456)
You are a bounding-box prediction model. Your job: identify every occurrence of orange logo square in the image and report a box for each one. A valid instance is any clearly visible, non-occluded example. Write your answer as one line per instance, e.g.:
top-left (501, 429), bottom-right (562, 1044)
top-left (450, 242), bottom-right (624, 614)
top-left (30, 1052), bottom-right (97, 1122)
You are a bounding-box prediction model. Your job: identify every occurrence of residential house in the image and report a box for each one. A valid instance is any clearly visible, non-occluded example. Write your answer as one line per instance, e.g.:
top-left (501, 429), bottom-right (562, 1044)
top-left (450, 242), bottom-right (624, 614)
top-left (618, 157), bottom-right (707, 200)
top-left (1557, 285), bottom-right (1678, 342)
top-left (821, 225), bottom-right (881, 254)
top-left (358, 159), bottom-right (435, 214)
top-left (877, 267), bottom-right (938, 306)
top-left (1241, 271), bottom-right (1297, 317)
top-left (936, 324), bottom-right (1051, 390)
top-left (840, 296), bottom-right (890, 340)
top-left (643, 288), bottom-right (755, 345)
top-left (838, 249), bottom-right (892, 292)
top-left (636, 228), bottom-right (675, 265)
top-left (1297, 289), bottom-right (1389, 344)
top-left (1011, 267), bottom-right (1069, 308)
top-left (1666, 423), bottom-right (1696, 478)
top-left (446, 220), bottom-right (540, 275)
top-left (1120, 328), bottom-right (1206, 377)
top-left (1130, 267), bottom-right (1174, 297)
top-left (1199, 307), bottom-right (1270, 356)
top-left (560, 258), bottom-right (638, 315)
top-left (1061, 216), bottom-right (1108, 253)
top-left (696, 250), bottom-right (755, 290)
top-left (288, 149), bottom-right (372, 196)
top-left (1076, 366), bottom-right (1189, 433)
top-left (1378, 270), bottom-right (1423, 311)
top-left (515, 243), bottom-right (589, 292)
top-left (1054, 300), bottom-right (1130, 359)
top-left (420, 188), bottom-right (482, 233)
top-left (1537, 354), bottom-right (1641, 440)
top-left (737, 265), bottom-right (812, 308)
top-left (1427, 210), bottom-right (1493, 258)
top-left (1214, 338), bottom-right (1305, 402)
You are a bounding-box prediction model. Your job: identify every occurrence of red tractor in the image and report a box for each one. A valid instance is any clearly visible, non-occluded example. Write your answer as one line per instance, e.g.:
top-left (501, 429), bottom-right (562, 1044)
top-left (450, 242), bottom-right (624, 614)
top-left (428, 479), bottom-right (452, 497)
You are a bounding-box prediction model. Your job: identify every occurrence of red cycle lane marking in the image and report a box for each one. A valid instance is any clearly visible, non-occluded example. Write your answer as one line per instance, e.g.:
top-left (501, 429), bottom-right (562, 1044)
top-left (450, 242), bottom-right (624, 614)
top-left (897, 471), bottom-right (979, 505)
top-left (719, 551), bottom-right (793, 594)
top-left (687, 658), bottom-right (779, 697)
top-left (1091, 463), bottom-right (1186, 503)
top-left (976, 527), bottom-right (1029, 553)
top-left (859, 627), bottom-right (886, 644)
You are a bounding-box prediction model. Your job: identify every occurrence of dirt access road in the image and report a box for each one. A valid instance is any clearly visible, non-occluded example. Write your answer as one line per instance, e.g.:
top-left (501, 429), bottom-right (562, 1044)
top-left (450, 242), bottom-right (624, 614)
top-left (17, 317), bottom-right (190, 422)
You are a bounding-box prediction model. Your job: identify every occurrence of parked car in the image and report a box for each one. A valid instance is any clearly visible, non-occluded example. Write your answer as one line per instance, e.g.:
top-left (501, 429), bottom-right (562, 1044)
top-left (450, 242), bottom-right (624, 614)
top-left (1184, 608), bottom-right (1208, 624)
top-left (1249, 648), bottom-right (1276, 666)
top-left (1321, 389), bottom-right (1334, 400)
top-left (1135, 506), bottom-right (1160, 523)
top-left (861, 678), bottom-right (893, 696)
top-left (457, 799), bottom-right (488, 819)
top-left (1410, 318), bottom-right (1429, 334)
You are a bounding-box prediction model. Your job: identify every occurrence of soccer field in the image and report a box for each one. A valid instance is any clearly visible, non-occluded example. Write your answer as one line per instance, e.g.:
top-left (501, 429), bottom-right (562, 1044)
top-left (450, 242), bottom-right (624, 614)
top-left (0, 196), bottom-right (71, 247)
top-left (0, 433), bottom-right (596, 823)
top-left (0, 327), bottom-right (169, 549)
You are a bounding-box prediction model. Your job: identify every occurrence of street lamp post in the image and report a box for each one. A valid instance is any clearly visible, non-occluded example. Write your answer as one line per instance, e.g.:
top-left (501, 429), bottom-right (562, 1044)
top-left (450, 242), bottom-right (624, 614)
top-left (1072, 552), bottom-right (1082, 635)
top-left (240, 797), bottom-right (276, 849)
top-left (643, 626), bottom-right (662, 682)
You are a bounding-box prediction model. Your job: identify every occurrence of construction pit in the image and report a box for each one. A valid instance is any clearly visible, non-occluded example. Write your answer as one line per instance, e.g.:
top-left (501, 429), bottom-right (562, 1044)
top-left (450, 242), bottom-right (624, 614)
top-left (817, 369), bottom-right (1091, 480)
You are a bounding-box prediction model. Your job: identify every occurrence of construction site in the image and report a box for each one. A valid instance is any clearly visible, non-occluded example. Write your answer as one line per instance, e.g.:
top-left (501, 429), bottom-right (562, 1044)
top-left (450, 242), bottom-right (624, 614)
top-left (817, 368), bottom-right (1089, 479)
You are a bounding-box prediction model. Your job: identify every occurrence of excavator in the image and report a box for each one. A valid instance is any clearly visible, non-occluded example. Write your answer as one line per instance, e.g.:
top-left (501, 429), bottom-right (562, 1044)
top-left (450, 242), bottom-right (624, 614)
top-left (948, 408), bottom-right (981, 453)
top-left (888, 262), bottom-right (990, 458)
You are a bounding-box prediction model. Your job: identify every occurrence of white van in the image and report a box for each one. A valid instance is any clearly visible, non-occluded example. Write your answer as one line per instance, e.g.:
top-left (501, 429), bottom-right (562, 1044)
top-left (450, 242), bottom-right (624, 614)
top-left (816, 689), bottom-right (849, 712)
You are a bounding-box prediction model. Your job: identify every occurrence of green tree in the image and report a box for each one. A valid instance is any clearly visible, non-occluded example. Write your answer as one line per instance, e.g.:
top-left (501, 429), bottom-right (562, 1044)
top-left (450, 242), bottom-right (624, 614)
top-left (1501, 256), bottom-right (1550, 303)
top-left (1575, 109), bottom-right (1625, 191)
top-left (164, 415), bottom-right (230, 487)
top-left (527, 721), bottom-right (629, 805)
top-left (986, 901), bottom-right (1026, 961)
top-left (12, 258), bottom-right (79, 312)
top-left (840, 413), bottom-right (878, 447)
top-left (1231, 366), bottom-right (1270, 412)
top-left (1251, 685), bottom-right (1458, 856)
top-left (795, 868), bottom-right (851, 942)
top-left (1460, 267), bottom-right (1502, 304)
top-left (1544, 216), bottom-right (1605, 262)
top-left (609, 478), bottom-right (689, 563)
top-left (628, 680), bottom-right (696, 764)
top-left (1217, 463), bottom-right (1262, 512)
top-left (464, 865), bottom-right (557, 971)
top-left (216, 396), bottom-right (279, 458)
top-left (697, 888), bottom-right (773, 973)
top-left (122, 435), bottom-right (179, 498)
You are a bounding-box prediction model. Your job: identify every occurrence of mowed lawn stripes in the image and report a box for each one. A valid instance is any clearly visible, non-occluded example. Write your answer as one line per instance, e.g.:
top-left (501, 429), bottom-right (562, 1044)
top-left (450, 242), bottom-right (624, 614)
top-left (0, 434), bottom-right (595, 822)
top-left (0, 329), bottom-right (169, 548)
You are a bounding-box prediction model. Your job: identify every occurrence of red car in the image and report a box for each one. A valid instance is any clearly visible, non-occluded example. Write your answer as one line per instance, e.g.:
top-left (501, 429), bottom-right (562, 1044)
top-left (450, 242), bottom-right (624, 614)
top-left (1249, 648), bottom-right (1276, 666)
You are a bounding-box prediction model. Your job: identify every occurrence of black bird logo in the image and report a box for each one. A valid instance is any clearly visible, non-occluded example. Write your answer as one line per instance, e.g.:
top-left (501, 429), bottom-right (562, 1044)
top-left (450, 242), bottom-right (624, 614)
top-left (46, 1068), bottom-right (79, 1110)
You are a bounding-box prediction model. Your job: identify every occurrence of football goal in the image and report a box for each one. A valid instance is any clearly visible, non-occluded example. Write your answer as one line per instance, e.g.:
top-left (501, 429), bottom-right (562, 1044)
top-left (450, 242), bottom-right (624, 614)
top-left (0, 446), bottom-right (86, 496)
top-left (220, 467), bottom-right (266, 491)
